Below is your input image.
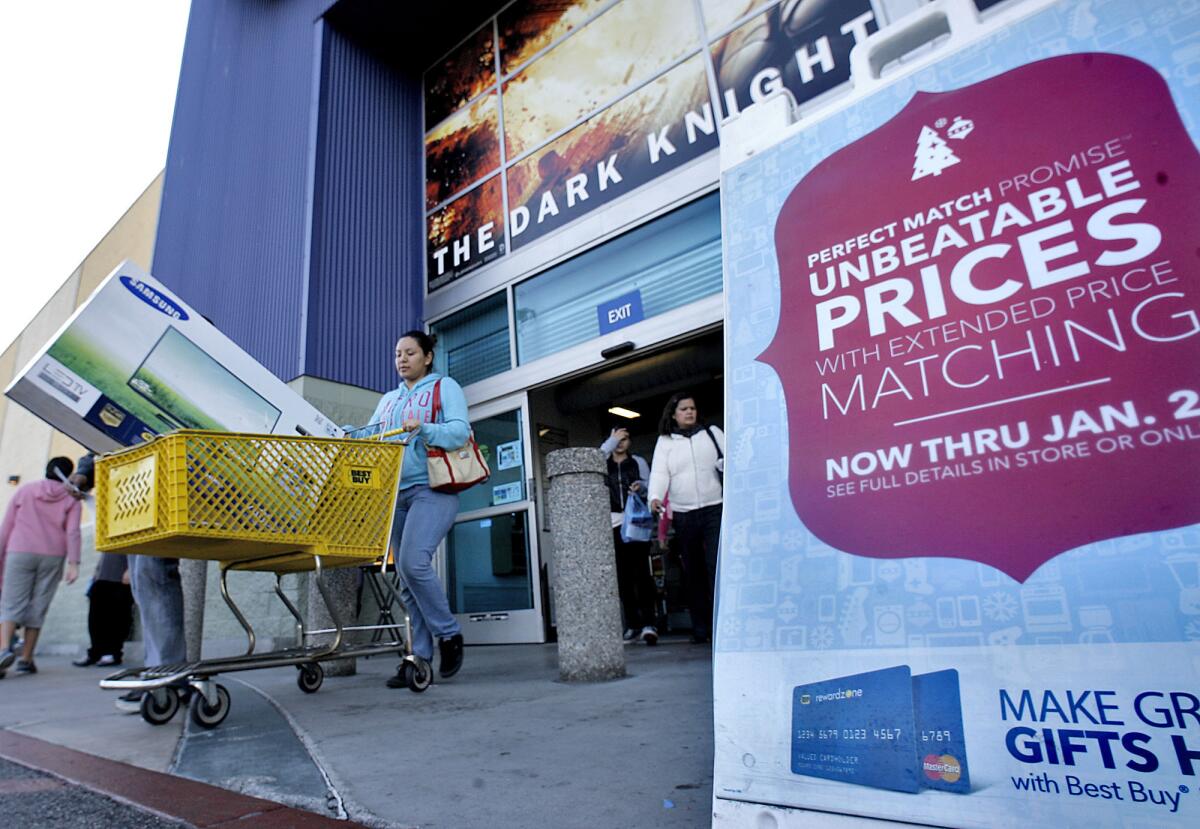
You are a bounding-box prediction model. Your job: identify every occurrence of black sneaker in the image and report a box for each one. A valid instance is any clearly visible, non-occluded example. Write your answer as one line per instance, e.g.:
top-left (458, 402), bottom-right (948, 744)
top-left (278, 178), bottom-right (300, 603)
top-left (439, 633), bottom-right (464, 679)
top-left (73, 655), bottom-right (98, 667)
top-left (14, 660), bottom-right (36, 674)
top-left (385, 668), bottom-right (407, 689)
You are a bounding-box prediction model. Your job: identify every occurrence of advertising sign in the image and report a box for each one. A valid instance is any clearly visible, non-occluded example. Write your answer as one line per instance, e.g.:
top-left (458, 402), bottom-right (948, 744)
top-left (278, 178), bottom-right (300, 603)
top-left (5, 260), bottom-right (341, 453)
top-left (423, 0), bottom-right (887, 292)
top-left (716, 1), bottom-right (1200, 826)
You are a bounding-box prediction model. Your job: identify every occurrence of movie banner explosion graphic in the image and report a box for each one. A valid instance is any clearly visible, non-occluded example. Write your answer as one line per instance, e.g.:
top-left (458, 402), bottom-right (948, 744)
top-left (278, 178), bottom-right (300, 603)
top-left (423, 0), bottom-right (881, 291)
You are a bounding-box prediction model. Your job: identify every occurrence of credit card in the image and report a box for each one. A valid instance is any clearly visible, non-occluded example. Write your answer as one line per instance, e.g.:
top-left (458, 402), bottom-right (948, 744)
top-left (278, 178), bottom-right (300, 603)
top-left (912, 669), bottom-right (971, 793)
top-left (791, 665), bottom-right (920, 793)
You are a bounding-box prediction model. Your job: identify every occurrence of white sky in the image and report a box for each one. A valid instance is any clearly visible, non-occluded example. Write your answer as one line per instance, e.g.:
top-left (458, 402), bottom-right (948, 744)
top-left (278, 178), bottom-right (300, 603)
top-left (0, 1), bottom-right (191, 355)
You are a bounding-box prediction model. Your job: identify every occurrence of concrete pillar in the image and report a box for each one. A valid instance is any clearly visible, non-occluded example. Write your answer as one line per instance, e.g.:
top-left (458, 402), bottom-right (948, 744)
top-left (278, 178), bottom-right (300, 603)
top-left (306, 566), bottom-right (358, 676)
top-left (546, 447), bottom-right (626, 682)
top-left (180, 559), bottom-right (207, 662)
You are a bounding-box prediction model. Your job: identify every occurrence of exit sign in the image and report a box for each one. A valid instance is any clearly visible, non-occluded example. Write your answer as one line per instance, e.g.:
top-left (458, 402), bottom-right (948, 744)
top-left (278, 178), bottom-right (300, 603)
top-left (597, 289), bottom-right (645, 335)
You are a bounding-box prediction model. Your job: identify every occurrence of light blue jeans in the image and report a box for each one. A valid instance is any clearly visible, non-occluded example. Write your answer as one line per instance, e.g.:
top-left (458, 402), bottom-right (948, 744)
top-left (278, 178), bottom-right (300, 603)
top-left (129, 556), bottom-right (186, 667)
top-left (392, 485), bottom-right (461, 660)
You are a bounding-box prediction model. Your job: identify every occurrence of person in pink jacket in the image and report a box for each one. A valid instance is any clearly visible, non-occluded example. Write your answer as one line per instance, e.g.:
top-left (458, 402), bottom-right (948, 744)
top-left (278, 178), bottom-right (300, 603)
top-left (0, 457), bottom-right (81, 677)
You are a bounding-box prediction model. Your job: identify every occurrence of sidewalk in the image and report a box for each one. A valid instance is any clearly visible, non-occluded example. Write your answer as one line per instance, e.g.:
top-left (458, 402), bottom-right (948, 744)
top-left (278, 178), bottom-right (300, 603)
top-left (0, 639), bottom-right (715, 828)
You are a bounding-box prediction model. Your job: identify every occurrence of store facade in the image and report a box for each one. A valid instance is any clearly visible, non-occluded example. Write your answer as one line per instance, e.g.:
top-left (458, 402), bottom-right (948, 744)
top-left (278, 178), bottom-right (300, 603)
top-left (152, 0), bottom-right (1011, 645)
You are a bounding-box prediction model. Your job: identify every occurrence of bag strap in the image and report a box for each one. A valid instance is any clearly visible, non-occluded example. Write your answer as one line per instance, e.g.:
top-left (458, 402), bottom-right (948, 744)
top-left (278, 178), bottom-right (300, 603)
top-left (431, 378), bottom-right (443, 423)
top-left (704, 426), bottom-right (724, 460)
top-left (610, 454), bottom-right (627, 507)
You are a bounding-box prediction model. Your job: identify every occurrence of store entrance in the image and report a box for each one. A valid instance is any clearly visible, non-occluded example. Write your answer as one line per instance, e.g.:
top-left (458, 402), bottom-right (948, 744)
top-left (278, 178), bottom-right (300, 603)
top-left (528, 328), bottom-right (724, 640)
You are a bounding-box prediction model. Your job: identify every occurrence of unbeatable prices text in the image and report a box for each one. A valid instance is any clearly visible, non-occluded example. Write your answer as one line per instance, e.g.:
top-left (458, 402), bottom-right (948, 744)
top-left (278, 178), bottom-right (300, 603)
top-left (805, 139), bottom-right (1198, 421)
top-left (809, 147), bottom-right (1157, 352)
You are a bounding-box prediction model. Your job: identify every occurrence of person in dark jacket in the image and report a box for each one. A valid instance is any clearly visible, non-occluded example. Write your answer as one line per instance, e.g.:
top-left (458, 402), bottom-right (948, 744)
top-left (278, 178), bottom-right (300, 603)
top-left (601, 427), bottom-right (658, 645)
top-left (69, 455), bottom-right (134, 667)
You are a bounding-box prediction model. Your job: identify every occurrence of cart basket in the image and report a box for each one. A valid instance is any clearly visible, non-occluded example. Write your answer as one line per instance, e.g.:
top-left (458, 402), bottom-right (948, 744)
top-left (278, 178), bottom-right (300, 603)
top-left (95, 430), bottom-right (404, 572)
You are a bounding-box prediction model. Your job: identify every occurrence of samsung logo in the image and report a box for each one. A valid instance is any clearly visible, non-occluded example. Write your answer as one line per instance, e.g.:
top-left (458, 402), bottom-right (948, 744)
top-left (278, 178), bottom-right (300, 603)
top-left (119, 276), bottom-right (189, 321)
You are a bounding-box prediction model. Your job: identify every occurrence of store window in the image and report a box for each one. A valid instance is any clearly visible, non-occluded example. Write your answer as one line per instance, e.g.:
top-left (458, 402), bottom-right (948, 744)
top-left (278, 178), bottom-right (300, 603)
top-left (430, 290), bottom-right (510, 387)
top-left (513, 191), bottom-right (721, 364)
top-left (458, 409), bottom-right (524, 514)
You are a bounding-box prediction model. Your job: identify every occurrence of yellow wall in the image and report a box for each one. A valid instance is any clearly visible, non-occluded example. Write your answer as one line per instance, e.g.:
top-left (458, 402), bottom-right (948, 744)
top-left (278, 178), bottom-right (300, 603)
top-left (0, 172), bottom-right (163, 513)
top-left (77, 173), bottom-right (163, 300)
top-left (0, 342), bottom-right (16, 435)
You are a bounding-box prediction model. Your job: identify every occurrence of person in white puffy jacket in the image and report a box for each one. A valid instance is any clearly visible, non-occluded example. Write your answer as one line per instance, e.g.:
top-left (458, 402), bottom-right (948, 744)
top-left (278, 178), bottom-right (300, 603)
top-left (648, 393), bottom-right (724, 644)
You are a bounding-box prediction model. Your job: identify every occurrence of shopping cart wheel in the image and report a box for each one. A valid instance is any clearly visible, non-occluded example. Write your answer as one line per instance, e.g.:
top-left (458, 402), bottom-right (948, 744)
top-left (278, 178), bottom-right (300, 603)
top-left (189, 684), bottom-right (231, 729)
top-left (297, 663), bottom-right (324, 694)
top-left (141, 688), bottom-right (181, 725)
top-left (402, 658), bottom-right (432, 693)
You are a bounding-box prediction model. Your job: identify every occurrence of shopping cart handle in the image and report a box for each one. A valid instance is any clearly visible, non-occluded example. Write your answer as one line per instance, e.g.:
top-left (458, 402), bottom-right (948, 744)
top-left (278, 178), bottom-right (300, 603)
top-left (345, 424), bottom-right (415, 443)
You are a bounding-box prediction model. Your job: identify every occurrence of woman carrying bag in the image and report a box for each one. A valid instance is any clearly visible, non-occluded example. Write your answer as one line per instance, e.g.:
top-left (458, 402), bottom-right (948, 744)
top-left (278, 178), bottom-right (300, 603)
top-left (648, 393), bottom-right (724, 645)
top-left (601, 427), bottom-right (658, 645)
top-left (368, 330), bottom-right (471, 686)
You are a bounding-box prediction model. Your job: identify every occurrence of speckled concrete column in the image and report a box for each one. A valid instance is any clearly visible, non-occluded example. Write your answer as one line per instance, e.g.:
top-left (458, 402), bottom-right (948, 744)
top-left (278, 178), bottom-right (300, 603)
top-left (180, 559), bottom-right (207, 662)
top-left (306, 566), bottom-right (358, 676)
top-left (546, 448), bottom-right (626, 682)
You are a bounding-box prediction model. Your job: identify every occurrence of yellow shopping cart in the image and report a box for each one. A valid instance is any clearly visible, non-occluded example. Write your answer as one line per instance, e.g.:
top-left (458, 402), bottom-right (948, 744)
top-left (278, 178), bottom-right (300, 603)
top-left (96, 429), bottom-right (431, 728)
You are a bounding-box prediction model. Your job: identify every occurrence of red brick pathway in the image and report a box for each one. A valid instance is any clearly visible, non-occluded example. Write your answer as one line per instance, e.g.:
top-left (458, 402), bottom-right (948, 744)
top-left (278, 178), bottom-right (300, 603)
top-left (0, 729), bottom-right (364, 828)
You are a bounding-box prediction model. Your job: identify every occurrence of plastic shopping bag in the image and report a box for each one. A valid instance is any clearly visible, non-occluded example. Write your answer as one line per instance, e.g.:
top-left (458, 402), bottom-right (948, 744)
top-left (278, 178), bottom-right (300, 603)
top-left (621, 490), bottom-right (654, 543)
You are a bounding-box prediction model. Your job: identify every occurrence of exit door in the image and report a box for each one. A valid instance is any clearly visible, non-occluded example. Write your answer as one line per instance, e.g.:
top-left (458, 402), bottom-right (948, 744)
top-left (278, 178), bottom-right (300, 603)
top-left (440, 392), bottom-right (544, 644)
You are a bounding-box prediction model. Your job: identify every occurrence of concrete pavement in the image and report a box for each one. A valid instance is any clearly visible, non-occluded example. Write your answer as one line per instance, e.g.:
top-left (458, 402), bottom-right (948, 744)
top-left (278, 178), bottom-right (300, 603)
top-left (0, 639), bottom-right (715, 828)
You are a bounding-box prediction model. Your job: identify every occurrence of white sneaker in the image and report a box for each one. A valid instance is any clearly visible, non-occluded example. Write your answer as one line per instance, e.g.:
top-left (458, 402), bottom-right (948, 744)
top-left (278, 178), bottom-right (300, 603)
top-left (640, 626), bottom-right (659, 646)
top-left (114, 691), bottom-right (143, 714)
top-left (96, 655), bottom-right (121, 667)
top-left (623, 628), bottom-right (637, 642)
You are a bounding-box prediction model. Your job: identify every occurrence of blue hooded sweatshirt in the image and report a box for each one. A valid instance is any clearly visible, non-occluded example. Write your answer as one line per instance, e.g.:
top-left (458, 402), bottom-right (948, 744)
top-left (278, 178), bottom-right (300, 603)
top-left (366, 372), bottom-right (471, 489)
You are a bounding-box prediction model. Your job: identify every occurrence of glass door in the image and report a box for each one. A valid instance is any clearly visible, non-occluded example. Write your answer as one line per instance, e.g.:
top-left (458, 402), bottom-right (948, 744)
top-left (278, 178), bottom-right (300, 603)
top-left (440, 392), bottom-right (544, 644)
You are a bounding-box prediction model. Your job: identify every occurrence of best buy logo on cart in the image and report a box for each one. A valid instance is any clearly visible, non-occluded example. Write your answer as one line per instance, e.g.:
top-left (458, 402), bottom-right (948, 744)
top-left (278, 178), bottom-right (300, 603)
top-left (343, 467), bottom-right (379, 488)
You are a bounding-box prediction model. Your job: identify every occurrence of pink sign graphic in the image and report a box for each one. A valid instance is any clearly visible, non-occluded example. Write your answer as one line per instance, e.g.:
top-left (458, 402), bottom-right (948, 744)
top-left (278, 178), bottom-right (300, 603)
top-left (764, 54), bottom-right (1200, 581)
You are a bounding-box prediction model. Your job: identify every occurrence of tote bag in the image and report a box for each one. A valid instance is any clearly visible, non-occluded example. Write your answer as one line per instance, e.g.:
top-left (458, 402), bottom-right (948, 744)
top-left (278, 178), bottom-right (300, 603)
top-left (426, 380), bottom-right (490, 493)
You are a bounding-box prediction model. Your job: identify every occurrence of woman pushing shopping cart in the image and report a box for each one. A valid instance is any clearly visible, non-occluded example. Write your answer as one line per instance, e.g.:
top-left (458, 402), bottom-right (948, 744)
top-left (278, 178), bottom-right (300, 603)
top-left (95, 330), bottom-right (486, 726)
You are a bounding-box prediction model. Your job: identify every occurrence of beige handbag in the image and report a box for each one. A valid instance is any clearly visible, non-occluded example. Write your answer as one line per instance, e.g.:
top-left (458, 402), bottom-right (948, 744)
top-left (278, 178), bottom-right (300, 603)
top-left (425, 380), bottom-right (490, 493)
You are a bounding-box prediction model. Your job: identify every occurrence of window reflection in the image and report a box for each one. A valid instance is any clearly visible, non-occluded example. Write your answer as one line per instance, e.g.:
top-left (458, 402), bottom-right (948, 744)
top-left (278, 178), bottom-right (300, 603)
top-left (447, 511), bottom-right (533, 613)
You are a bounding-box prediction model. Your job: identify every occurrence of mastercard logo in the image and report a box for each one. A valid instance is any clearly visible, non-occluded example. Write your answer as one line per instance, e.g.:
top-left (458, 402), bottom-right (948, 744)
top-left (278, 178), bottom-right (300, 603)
top-left (922, 753), bottom-right (962, 783)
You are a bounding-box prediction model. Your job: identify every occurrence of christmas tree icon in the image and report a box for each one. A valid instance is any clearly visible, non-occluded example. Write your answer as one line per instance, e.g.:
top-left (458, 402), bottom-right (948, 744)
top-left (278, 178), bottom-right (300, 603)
top-left (912, 125), bottom-right (960, 180)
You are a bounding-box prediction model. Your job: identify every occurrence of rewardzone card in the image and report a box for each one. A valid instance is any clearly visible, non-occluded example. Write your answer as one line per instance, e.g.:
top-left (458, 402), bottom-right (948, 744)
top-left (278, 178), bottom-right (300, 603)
top-left (792, 666), bottom-right (921, 793)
